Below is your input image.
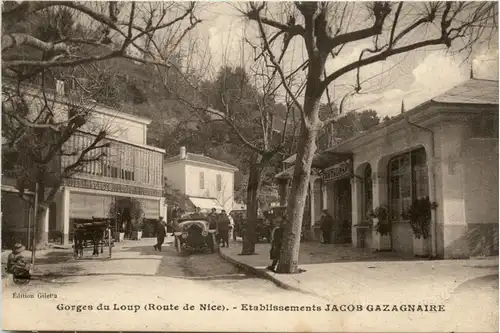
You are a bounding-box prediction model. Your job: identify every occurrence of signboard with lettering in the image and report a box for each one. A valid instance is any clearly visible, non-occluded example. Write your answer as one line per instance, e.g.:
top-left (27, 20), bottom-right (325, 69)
top-left (320, 160), bottom-right (352, 183)
top-left (63, 178), bottom-right (163, 197)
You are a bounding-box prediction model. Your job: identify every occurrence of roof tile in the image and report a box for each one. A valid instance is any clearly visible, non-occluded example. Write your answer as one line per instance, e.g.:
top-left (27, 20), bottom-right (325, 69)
top-left (432, 78), bottom-right (498, 105)
top-left (165, 153), bottom-right (238, 170)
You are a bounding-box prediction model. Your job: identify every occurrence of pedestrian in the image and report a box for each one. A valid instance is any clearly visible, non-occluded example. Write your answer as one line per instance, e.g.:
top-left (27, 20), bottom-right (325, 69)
top-left (153, 216), bottom-right (167, 252)
top-left (320, 209), bottom-right (334, 244)
top-left (191, 206), bottom-right (204, 219)
top-left (267, 217), bottom-right (285, 272)
top-left (6, 241), bottom-right (31, 282)
top-left (207, 208), bottom-right (218, 230)
top-left (172, 203), bottom-right (182, 220)
top-left (170, 203), bottom-right (182, 236)
top-left (217, 210), bottom-right (231, 248)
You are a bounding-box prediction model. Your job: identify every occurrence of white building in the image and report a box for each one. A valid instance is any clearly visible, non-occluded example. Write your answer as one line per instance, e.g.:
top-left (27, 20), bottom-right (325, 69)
top-left (276, 78), bottom-right (498, 259)
top-left (164, 147), bottom-right (238, 213)
top-left (2, 81), bottom-right (166, 246)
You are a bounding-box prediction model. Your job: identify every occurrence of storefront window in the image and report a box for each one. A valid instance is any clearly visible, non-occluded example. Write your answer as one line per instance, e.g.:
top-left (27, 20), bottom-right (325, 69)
top-left (363, 164), bottom-right (373, 220)
top-left (388, 147), bottom-right (428, 221)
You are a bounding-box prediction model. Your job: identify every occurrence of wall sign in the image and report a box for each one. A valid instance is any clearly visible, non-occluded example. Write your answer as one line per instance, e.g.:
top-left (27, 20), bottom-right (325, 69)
top-left (321, 160), bottom-right (352, 183)
top-left (64, 178), bottom-right (163, 197)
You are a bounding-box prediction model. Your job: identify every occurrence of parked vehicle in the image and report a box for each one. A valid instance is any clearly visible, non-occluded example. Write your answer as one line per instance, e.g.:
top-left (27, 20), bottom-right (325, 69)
top-left (231, 209), bottom-right (272, 243)
top-left (262, 206), bottom-right (306, 242)
top-left (73, 217), bottom-right (114, 259)
top-left (173, 213), bottom-right (218, 253)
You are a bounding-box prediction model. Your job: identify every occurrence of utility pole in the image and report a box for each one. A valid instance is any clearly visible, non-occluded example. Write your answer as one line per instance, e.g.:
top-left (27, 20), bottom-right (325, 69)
top-left (31, 182), bottom-right (39, 266)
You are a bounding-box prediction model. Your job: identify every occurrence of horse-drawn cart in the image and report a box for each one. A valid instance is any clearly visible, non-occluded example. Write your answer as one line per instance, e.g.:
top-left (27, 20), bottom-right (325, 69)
top-left (73, 218), bottom-right (114, 259)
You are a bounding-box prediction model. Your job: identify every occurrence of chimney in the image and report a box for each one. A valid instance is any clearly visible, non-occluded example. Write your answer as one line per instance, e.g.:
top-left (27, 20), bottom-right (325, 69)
top-left (180, 146), bottom-right (187, 159)
top-left (56, 80), bottom-right (65, 96)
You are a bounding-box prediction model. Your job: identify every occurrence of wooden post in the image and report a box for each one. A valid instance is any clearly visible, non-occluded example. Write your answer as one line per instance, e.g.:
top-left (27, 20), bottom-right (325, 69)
top-left (31, 182), bottom-right (39, 266)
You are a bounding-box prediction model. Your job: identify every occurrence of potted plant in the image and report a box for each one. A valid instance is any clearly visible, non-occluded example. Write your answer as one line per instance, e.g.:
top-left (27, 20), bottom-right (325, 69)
top-left (370, 205), bottom-right (391, 251)
top-left (408, 197), bottom-right (437, 256)
top-left (131, 219), bottom-right (144, 240)
top-left (128, 198), bottom-right (145, 241)
top-left (118, 222), bottom-right (125, 242)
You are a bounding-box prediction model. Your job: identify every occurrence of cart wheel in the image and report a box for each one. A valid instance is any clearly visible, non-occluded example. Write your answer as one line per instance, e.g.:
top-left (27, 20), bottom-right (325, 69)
top-left (175, 237), bottom-right (181, 252)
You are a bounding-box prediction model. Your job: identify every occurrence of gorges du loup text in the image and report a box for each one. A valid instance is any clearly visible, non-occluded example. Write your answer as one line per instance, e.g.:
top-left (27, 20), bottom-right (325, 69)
top-left (56, 303), bottom-right (445, 313)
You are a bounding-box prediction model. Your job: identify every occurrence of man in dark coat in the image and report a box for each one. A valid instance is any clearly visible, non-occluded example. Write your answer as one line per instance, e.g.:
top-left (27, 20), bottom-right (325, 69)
top-left (170, 203), bottom-right (182, 236)
top-left (154, 217), bottom-right (167, 252)
top-left (207, 208), bottom-right (218, 235)
top-left (217, 210), bottom-right (231, 248)
top-left (320, 210), bottom-right (334, 244)
top-left (267, 217), bottom-right (285, 272)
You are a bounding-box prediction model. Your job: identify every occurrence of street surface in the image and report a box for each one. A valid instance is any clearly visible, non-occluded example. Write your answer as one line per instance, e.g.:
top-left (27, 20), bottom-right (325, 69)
top-left (2, 238), bottom-right (498, 332)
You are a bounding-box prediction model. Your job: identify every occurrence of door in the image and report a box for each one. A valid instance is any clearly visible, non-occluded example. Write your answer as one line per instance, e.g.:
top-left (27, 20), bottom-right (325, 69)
top-left (335, 178), bottom-right (352, 243)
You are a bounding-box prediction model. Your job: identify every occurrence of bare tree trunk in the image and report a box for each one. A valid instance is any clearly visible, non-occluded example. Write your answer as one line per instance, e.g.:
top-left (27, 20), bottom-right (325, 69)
top-left (34, 177), bottom-right (59, 250)
top-left (277, 107), bottom-right (320, 273)
top-left (241, 154), bottom-right (263, 255)
top-left (34, 204), bottom-right (49, 250)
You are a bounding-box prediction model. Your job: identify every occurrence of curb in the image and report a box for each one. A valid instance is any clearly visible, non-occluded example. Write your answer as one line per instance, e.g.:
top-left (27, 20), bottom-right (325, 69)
top-left (218, 250), bottom-right (320, 298)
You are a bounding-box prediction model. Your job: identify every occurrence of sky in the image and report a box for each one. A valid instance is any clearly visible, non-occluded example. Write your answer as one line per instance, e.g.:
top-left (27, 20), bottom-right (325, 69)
top-left (186, 2), bottom-right (499, 118)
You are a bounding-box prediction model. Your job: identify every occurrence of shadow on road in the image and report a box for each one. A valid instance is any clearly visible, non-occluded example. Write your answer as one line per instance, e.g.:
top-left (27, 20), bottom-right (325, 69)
top-left (453, 274), bottom-right (499, 294)
top-left (120, 243), bottom-right (248, 279)
top-left (34, 250), bottom-right (75, 264)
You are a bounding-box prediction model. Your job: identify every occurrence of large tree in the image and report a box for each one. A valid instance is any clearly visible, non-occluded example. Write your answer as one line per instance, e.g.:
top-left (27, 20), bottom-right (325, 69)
top-left (172, 64), bottom-right (301, 254)
top-left (244, 1), bottom-right (498, 273)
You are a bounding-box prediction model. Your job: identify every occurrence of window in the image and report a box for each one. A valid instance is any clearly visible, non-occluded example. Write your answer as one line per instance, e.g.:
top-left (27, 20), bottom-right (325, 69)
top-left (388, 147), bottom-right (428, 221)
top-left (199, 171), bottom-right (205, 189)
top-left (363, 164), bottom-right (373, 220)
top-left (216, 174), bottom-right (222, 191)
top-left (470, 115), bottom-right (498, 138)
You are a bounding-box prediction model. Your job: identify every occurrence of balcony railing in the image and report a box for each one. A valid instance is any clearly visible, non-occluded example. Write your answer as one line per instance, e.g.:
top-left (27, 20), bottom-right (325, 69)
top-left (62, 132), bottom-right (164, 189)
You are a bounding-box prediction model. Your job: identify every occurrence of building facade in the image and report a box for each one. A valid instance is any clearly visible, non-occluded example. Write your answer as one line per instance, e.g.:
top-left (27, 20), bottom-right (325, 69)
top-left (276, 79), bottom-right (499, 259)
top-left (2, 83), bottom-right (166, 247)
top-left (164, 147), bottom-right (238, 212)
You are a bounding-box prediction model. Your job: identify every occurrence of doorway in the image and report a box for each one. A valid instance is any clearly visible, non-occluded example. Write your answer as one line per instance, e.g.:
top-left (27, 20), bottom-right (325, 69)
top-left (334, 177), bottom-right (352, 243)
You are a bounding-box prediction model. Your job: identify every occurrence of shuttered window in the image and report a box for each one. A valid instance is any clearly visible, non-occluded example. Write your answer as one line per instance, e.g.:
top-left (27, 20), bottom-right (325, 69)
top-left (200, 172), bottom-right (205, 189)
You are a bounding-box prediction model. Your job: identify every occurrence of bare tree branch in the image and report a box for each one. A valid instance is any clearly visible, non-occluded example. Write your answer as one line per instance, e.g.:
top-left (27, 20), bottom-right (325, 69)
top-left (249, 3), bottom-right (306, 124)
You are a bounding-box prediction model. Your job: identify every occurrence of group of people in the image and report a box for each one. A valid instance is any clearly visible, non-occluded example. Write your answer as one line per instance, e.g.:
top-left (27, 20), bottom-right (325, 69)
top-left (206, 208), bottom-right (232, 248)
top-left (152, 203), bottom-right (335, 270)
top-left (152, 204), bottom-right (234, 251)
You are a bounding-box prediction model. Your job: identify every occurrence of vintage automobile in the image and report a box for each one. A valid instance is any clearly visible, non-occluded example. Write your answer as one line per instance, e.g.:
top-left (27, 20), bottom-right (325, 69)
top-left (231, 209), bottom-right (271, 243)
top-left (173, 213), bottom-right (218, 253)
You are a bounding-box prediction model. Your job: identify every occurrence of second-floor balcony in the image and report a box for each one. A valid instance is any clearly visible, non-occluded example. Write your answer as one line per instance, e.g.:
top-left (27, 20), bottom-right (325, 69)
top-left (62, 131), bottom-right (164, 192)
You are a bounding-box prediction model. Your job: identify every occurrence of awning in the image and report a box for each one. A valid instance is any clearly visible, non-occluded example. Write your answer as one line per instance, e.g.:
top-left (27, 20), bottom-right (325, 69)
top-left (188, 196), bottom-right (224, 211)
top-left (281, 151), bottom-right (352, 170)
top-left (275, 151), bottom-right (353, 180)
top-left (312, 151), bottom-right (353, 169)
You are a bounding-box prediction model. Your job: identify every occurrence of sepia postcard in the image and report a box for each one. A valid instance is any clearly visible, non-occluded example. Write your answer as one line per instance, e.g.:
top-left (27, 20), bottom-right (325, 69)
top-left (2, 1), bottom-right (499, 332)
